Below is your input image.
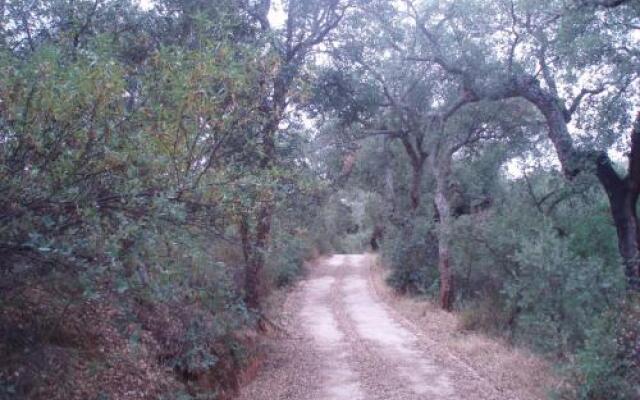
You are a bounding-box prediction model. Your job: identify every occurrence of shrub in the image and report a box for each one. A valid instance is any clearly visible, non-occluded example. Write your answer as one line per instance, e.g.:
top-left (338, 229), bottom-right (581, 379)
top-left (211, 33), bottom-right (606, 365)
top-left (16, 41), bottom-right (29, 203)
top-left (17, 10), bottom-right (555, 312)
top-left (383, 215), bottom-right (439, 295)
top-left (449, 176), bottom-right (637, 398)
top-left (559, 302), bottom-right (640, 400)
top-left (265, 231), bottom-right (312, 288)
top-left (506, 225), bottom-right (625, 356)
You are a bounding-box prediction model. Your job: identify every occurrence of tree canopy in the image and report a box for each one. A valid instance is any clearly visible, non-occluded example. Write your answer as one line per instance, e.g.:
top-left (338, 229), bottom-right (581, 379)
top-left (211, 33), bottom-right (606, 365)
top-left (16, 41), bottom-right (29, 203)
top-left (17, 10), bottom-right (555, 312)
top-left (1, 0), bottom-right (639, 398)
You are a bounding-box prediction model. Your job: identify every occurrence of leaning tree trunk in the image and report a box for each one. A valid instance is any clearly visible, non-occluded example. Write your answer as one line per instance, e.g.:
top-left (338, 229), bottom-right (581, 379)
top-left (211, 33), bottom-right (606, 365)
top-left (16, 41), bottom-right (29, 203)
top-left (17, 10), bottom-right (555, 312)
top-left (432, 152), bottom-right (455, 311)
top-left (596, 152), bottom-right (640, 291)
top-left (517, 78), bottom-right (640, 290)
top-left (609, 185), bottom-right (640, 289)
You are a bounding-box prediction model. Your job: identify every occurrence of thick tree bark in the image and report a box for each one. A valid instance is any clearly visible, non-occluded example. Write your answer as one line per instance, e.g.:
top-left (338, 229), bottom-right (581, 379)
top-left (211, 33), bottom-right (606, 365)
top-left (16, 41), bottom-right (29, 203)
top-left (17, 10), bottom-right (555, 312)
top-left (432, 151), bottom-right (455, 311)
top-left (605, 182), bottom-right (640, 289)
top-left (410, 160), bottom-right (426, 210)
top-left (595, 116), bottom-right (640, 290)
top-left (240, 201), bottom-right (274, 310)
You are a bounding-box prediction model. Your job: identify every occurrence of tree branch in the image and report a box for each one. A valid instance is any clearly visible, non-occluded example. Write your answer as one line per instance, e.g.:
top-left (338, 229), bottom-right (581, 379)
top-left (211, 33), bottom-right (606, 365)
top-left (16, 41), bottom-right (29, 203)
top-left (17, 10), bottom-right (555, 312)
top-left (564, 86), bottom-right (606, 121)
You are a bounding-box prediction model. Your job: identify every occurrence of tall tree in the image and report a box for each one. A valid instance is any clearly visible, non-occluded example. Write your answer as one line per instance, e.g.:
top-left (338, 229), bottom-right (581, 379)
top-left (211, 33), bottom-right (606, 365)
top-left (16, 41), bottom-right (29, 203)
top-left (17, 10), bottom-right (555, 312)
top-left (312, 12), bottom-right (538, 308)
top-left (403, 0), bottom-right (640, 289)
top-left (239, 0), bottom-right (364, 310)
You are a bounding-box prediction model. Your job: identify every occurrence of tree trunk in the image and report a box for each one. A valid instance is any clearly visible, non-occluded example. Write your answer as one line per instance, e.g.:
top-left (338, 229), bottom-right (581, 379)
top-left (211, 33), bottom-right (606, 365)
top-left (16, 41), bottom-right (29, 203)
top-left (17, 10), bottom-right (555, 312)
top-left (240, 68), bottom-right (282, 312)
top-left (400, 136), bottom-right (427, 211)
top-left (596, 155), bottom-right (640, 290)
top-left (409, 158), bottom-right (425, 211)
top-left (240, 202), bottom-right (274, 311)
top-left (383, 138), bottom-right (396, 217)
top-left (433, 152), bottom-right (455, 311)
top-left (611, 190), bottom-right (640, 289)
top-left (410, 162), bottom-right (425, 210)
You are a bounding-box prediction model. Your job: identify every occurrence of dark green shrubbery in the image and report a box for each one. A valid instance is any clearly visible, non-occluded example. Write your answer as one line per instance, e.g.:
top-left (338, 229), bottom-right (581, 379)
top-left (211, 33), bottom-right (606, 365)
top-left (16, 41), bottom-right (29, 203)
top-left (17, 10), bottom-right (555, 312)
top-left (448, 173), bottom-right (638, 398)
top-left (563, 307), bottom-right (639, 400)
top-left (0, 0), bottom-right (329, 397)
top-left (369, 158), bottom-right (639, 398)
top-left (266, 231), bottom-right (311, 288)
top-left (382, 216), bottom-right (439, 295)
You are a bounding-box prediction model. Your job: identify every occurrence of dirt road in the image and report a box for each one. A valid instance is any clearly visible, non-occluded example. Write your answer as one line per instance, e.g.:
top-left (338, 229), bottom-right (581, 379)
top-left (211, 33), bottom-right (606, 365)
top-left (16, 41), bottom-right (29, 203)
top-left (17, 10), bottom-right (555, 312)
top-left (238, 254), bottom-right (543, 400)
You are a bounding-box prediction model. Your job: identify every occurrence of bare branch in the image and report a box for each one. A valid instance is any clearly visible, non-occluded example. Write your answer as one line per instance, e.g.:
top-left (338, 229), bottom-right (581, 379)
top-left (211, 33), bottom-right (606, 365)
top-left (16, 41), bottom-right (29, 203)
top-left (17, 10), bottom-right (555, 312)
top-left (244, 0), bottom-right (271, 31)
top-left (564, 86), bottom-right (607, 121)
top-left (578, 0), bottom-right (631, 8)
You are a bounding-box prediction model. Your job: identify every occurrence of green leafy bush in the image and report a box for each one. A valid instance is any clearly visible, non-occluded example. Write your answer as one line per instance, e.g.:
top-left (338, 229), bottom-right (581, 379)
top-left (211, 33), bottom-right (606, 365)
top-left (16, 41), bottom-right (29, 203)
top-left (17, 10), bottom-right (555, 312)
top-left (448, 173), bottom-right (636, 398)
top-left (506, 224), bottom-right (624, 355)
top-left (266, 231), bottom-right (311, 288)
top-left (383, 216), bottom-right (439, 295)
top-left (563, 313), bottom-right (634, 399)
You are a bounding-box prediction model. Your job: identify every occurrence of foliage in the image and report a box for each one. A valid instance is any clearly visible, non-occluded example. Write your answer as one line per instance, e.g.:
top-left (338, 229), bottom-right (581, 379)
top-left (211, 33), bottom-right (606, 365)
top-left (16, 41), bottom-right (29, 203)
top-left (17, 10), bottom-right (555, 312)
top-left (0, 0), bottom-right (332, 398)
top-left (383, 215), bottom-right (439, 295)
top-left (266, 230), bottom-right (311, 288)
top-left (2, 0), bottom-right (640, 398)
top-left (561, 306), bottom-right (639, 400)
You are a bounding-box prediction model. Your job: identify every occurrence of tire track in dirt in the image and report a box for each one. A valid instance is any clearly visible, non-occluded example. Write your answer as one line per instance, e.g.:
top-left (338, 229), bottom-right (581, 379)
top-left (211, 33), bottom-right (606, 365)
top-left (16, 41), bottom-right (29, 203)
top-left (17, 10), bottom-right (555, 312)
top-left (331, 255), bottom-right (456, 400)
top-left (237, 254), bottom-right (521, 400)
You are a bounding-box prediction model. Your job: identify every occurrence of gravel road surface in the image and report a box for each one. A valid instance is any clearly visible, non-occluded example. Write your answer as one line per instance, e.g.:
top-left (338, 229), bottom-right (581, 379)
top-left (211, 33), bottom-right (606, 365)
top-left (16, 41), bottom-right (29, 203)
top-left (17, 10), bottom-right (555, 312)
top-left (237, 254), bottom-right (529, 400)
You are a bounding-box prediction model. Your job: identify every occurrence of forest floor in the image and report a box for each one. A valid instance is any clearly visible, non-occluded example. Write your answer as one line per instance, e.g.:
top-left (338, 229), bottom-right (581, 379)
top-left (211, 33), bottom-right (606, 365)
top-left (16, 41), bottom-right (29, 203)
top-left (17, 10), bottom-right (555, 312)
top-left (237, 254), bottom-right (559, 400)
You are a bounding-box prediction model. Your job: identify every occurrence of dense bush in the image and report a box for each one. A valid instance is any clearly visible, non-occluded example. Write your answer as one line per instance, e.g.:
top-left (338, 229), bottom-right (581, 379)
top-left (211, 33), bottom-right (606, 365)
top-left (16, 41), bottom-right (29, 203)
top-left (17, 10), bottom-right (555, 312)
top-left (444, 171), bottom-right (639, 397)
top-left (0, 0), bottom-right (330, 398)
top-left (562, 306), bottom-right (639, 400)
top-left (382, 215), bottom-right (439, 295)
top-left (265, 231), bottom-right (311, 288)
top-left (367, 156), bottom-right (638, 397)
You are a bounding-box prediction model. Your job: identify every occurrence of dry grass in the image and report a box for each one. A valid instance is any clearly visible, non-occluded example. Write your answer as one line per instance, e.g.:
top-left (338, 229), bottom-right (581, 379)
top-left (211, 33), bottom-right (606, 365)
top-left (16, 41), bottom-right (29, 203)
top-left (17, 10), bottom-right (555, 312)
top-left (368, 254), bottom-right (562, 400)
top-left (0, 280), bottom-right (262, 400)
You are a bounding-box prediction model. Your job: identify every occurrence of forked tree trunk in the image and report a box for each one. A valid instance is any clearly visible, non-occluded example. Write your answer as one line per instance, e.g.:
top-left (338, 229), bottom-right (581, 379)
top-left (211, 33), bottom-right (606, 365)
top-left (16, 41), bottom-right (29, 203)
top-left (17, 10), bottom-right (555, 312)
top-left (400, 136), bottom-right (427, 212)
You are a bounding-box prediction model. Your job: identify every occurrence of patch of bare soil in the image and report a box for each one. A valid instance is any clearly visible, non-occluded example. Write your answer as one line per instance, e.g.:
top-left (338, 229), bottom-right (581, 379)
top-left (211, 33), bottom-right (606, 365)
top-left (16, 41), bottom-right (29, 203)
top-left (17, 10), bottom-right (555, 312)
top-left (237, 254), bottom-right (560, 400)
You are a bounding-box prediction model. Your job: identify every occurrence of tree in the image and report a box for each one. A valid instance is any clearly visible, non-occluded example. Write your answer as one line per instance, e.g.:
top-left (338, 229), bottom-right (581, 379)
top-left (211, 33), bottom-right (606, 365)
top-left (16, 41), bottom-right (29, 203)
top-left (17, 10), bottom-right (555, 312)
top-left (237, 0), bottom-right (367, 310)
top-left (401, 0), bottom-right (640, 289)
top-left (311, 6), bottom-right (539, 309)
